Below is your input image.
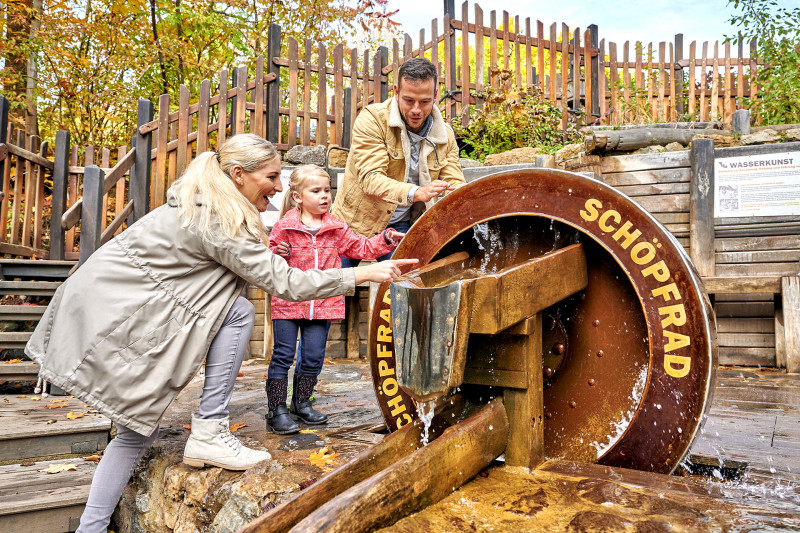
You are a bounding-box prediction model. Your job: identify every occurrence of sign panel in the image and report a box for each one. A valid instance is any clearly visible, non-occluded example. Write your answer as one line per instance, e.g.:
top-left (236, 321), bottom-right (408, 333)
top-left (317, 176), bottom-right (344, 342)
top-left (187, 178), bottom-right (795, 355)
top-left (714, 152), bottom-right (800, 217)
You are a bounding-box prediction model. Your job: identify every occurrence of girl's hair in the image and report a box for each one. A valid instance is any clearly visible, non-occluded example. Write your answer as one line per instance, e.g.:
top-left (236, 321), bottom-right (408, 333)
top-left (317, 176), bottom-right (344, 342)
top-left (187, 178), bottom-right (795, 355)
top-left (278, 164), bottom-right (331, 219)
top-left (170, 133), bottom-right (279, 240)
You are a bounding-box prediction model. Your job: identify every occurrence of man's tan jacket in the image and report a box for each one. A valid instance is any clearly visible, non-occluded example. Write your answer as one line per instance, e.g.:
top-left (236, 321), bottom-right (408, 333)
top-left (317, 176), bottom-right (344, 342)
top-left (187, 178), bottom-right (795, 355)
top-left (331, 97), bottom-right (465, 237)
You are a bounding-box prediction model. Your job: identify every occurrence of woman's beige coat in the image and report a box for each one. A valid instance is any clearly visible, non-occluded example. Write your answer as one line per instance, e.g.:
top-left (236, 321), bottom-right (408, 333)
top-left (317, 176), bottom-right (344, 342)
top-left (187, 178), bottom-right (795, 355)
top-left (25, 191), bottom-right (355, 435)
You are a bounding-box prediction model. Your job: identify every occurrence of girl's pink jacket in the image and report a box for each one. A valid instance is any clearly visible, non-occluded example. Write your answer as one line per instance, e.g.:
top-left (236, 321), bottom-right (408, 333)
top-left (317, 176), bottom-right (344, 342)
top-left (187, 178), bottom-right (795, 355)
top-left (268, 208), bottom-right (396, 320)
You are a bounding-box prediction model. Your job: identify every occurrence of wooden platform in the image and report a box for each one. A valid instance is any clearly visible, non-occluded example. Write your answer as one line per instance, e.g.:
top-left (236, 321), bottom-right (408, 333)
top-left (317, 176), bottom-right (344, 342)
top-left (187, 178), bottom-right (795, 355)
top-left (0, 395), bottom-right (110, 461)
top-left (0, 458), bottom-right (97, 533)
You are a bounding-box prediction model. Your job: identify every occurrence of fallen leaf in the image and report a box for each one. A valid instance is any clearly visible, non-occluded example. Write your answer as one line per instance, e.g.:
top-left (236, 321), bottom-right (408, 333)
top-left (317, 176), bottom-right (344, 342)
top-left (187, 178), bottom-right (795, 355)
top-left (2, 398), bottom-right (8, 403)
top-left (229, 422), bottom-right (247, 432)
top-left (20, 460), bottom-right (35, 466)
top-left (44, 403), bottom-right (63, 409)
top-left (83, 455), bottom-right (102, 462)
top-left (237, 372), bottom-right (244, 377)
top-left (5, 358), bottom-right (22, 363)
top-left (52, 398), bottom-right (69, 403)
top-left (183, 424), bottom-right (191, 431)
top-left (31, 397), bottom-right (42, 401)
top-left (308, 447), bottom-right (340, 468)
top-left (16, 395), bottom-right (27, 398)
top-left (46, 419), bottom-right (57, 424)
top-left (40, 463), bottom-right (78, 474)
top-left (299, 429), bottom-right (316, 434)
top-left (66, 411), bottom-right (85, 419)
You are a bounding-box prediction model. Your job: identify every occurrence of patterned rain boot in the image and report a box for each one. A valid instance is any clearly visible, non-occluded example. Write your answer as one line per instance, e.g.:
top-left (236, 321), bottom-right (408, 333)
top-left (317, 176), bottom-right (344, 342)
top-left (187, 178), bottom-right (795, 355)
top-left (290, 373), bottom-right (328, 425)
top-left (266, 378), bottom-right (299, 435)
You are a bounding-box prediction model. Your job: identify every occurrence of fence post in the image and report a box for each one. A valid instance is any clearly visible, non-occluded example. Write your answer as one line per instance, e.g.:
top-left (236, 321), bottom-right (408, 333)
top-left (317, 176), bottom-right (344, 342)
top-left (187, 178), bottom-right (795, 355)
top-left (50, 130), bottom-right (70, 260)
top-left (230, 67), bottom-right (239, 136)
top-left (674, 34), bottom-right (685, 118)
top-left (342, 87), bottom-right (352, 149)
top-left (266, 23), bottom-right (282, 144)
top-left (132, 98), bottom-right (153, 222)
top-left (589, 24), bottom-right (599, 118)
top-left (732, 109), bottom-right (750, 135)
top-left (0, 96), bottom-right (7, 190)
top-left (689, 138), bottom-right (716, 277)
top-left (79, 165), bottom-right (104, 265)
top-left (378, 46), bottom-right (389, 103)
top-left (443, 0), bottom-right (457, 118)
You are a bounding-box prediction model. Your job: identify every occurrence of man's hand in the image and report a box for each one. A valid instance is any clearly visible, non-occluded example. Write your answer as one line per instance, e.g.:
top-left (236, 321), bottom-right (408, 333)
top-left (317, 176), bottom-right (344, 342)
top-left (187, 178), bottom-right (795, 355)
top-left (413, 180), bottom-right (455, 203)
top-left (353, 258), bottom-right (418, 284)
top-left (274, 242), bottom-right (291, 258)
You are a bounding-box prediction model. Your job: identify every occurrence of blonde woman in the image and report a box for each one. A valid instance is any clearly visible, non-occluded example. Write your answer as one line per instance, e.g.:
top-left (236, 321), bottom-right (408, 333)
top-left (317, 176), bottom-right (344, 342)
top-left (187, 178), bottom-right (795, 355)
top-left (25, 134), bottom-right (415, 533)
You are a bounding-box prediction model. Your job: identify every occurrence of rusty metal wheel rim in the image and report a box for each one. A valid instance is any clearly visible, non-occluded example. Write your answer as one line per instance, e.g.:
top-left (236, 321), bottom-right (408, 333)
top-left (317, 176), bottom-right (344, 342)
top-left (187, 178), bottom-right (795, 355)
top-left (369, 168), bottom-right (716, 473)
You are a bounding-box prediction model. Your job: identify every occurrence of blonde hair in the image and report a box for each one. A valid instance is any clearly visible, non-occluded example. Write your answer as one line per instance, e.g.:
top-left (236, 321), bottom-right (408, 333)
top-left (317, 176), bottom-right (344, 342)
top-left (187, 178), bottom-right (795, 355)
top-left (278, 164), bottom-right (331, 219)
top-left (170, 133), bottom-right (279, 240)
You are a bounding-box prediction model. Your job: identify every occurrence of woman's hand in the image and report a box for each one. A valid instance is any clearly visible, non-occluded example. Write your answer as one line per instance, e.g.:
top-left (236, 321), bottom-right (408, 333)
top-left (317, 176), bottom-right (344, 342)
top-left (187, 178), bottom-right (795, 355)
top-left (385, 229), bottom-right (405, 245)
top-left (274, 242), bottom-right (291, 258)
top-left (353, 259), bottom-right (418, 284)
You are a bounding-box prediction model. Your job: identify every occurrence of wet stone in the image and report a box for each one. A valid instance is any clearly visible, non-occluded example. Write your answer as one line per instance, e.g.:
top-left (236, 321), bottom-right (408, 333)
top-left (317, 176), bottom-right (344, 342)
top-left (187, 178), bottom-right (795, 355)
top-left (567, 510), bottom-right (634, 531)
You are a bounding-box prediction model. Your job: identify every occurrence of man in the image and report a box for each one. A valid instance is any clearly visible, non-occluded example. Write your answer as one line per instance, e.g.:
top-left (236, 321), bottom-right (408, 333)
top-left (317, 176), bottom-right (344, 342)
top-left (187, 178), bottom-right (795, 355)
top-left (331, 57), bottom-right (465, 266)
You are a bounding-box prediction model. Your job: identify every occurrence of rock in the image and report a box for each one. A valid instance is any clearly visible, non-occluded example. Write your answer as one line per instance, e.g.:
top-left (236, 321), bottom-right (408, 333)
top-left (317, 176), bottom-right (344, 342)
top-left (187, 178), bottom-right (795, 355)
top-left (459, 157), bottom-right (483, 168)
top-left (284, 145), bottom-right (327, 166)
top-left (555, 143), bottom-right (584, 164)
top-left (690, 134), bottom-right (742, 148)
top-left (637, 145), bottom-right (666, 154)
top-left (741, 129), bottom-right (780, 145)
top-left (785, 128), bottom-right (800, 142)
top-left (209, 470), bottom-right (300, 533)
top-left (327, 147), bottom-right (349, 168)
top-left (483, 146), bottom-right (540, 166)
top-left (665, 142), bottom-right (686, 151)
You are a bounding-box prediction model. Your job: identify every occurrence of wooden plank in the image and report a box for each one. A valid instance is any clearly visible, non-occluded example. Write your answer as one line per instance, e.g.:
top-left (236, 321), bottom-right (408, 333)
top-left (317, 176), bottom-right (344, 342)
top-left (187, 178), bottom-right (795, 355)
top-left (100, 148), bottom-right (110, 233)
top-left (525, 18), bottom-right (532, 90)
top-left (717, 317), bottom-right (774, 333)
top-left (623, 41), bottom-right (631, 122)
top-left (514, 16), bottom-right (521, 90)
top-left (689, 41), bottom-right (696, 119)
top-left (0, 129), bottom-right (11, 242)
top-left (634, 41), bottom-right (643, 117)
top-left (609, 41), bottom-right (618, 125)
top-left (710, 41), bottom-right (719, 121)
top-left (700, 42), bottom-right (708, 122)
top-left (502, 10), bottom-right (510, 76)
top-left (560, 23), bottom-right (569, 128)
top-left (197, 79), bottom-right (210, 153)
top-left (445, 13), bottom-right (455, 118)
top-left (536, 20), bottom-right (544, 96)
top-left (167, 122), bottom-right (177, 191)
top-left (113, 147), bottom-right (126, 235)
top-left (736, 38), bottom-right (744, 106)
top-left (646, 43), bottom-right (655, 122)
top-left (154, 93), bottom-right (169, 209)
top-left (572, 28), bottom-right (581, 116)
top-left (474, 8), bottom-right (483, 110)
top-left (776, 305), bottom-right (786, 368)
top-left (689, 138), bottom-right (715, 276)
top-left (598, 150), bottom-right (689, 173)
top-left (629, 193), bottom-right (689, 212)
top-left (602, 166), bottom-right (690, 186)
top-left (176, 84), bottom-right (189, 179)
top-left (716, 263), bottom-right (800, 277)
top-left (598, 38), bottom-right (606, 122)
top-left (715, 301), bottom-right (773, 317)
top-left (349, 48), bottom-right (358, 131)
top-left (669, 42), bottom-right (677, 121)
top-left (703, 276), bottom-right (781, 294)
top-left (362, 49), bottom-right (370, 109)
top-left (21, 135), bottom-right (37, 247)
top-left (431, 19), bottom-right (440, 96)
top-left (652, 212), bottom-right (690, 224)
top-left (548, 22), bottom-right (556, 101)
top-left (218, 68), bottom-right (229, 144)
top-left (318, 42), bottom-right (327, 145)
top-left (583, 28), bottom-right (592, 118)
top-left (658, 42), bottom-right (666, 122)
top-left (303, 39), bottom-right (312, 145)
top-left (234, 65), bottom-right (248, 135)
top-left (333, 44), bottom-right (344, 145)
top-left (614, 182), bottom-right (689, 197)
top-left (724, 41), bottom-right (732, 125)
top-left (460, 1), bottom-right (469, 125)
top-left (717, 250), bottom-right (800, 264)
top-left (716, 235), bottom-right (800, 252)
top-left (254, 55), bottom-right (265, 138)
top-left (718, 332), bottom-right (775, 348)
top-left (10, 130), bottom-right (24, 244)
top-left (288, 38), bottom-right (299, 147)
top-left (719, 347), bottom-right (775, 367)
top-left (783, 276), bottom-right (800, 373)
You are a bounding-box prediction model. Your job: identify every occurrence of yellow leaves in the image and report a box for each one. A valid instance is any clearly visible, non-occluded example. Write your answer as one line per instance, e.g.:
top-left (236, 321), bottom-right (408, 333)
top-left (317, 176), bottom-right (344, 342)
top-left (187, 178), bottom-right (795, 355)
top-left (83, 455), bottom-right (102, 462)
top-left (66, 411), bottom-right (86, 419)
top-left (5, 358), bottom-right (22, 363)
top-left (229, 422), bottom-right (247, 433)
top-left (308, 447), bottom-right (340, 469)
top-left (299, 429), bottom-right (316, 434)
top-left (44, 403), bottom-right (63, 409)
top-left (40, 463), bottom-right (78, 474)
top-left (16, 395), bottom-right (27, 398)
top-left (30, 396), bottom-right (42, 401)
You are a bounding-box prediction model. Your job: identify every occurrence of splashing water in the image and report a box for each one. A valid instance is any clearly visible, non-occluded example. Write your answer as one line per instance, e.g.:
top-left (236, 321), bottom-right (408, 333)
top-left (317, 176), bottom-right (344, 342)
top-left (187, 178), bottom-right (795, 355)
top-left (589, 365), bottom-right (649, 459)
top-left (417, 399), bottom-right (437, 446)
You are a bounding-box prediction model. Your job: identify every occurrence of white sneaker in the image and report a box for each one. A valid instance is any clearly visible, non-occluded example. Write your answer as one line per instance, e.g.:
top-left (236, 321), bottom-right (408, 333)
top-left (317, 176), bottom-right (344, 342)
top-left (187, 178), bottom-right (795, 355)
top-left (183, 415), bottom-right (271, 470)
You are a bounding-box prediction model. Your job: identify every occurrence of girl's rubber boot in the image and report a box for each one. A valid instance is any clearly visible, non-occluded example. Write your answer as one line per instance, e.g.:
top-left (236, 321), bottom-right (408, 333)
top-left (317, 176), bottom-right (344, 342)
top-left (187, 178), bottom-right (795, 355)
top-left (290, 373), bottom-right (328, 425)
top-left (266, 378), bottom-right (299, 434)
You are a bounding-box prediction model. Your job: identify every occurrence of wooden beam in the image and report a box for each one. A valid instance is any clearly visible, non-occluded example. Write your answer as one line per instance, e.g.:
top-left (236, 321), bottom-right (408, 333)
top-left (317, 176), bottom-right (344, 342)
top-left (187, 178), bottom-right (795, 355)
top-left (783, 276), bottom-right (800, 373)
top-left (689, 138), bottom-right (716, 277)
top-left (702, 276), bottom-right (782, 294)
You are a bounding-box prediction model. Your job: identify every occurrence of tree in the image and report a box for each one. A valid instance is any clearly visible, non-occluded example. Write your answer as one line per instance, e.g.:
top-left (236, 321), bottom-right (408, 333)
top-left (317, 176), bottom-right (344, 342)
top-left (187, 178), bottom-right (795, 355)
top-left (727, 0), bottom-right (800, 124)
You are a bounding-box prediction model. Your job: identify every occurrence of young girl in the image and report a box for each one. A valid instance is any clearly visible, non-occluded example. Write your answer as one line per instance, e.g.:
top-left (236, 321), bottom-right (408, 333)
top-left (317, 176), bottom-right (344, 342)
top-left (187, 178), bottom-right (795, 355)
top-left (266, 165), bottom-right (403, 434)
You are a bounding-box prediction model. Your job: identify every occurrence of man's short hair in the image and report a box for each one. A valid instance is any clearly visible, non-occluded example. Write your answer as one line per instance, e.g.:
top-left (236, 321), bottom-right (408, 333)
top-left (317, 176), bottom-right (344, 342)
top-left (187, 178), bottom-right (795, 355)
top-left (397, 58), bottom-right (437, 90)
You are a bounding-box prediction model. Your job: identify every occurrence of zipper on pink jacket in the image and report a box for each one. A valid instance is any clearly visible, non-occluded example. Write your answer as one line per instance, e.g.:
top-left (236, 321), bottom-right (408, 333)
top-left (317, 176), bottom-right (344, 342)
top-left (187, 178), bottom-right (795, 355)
top-left (310, 233), bottom-right (318, 320)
